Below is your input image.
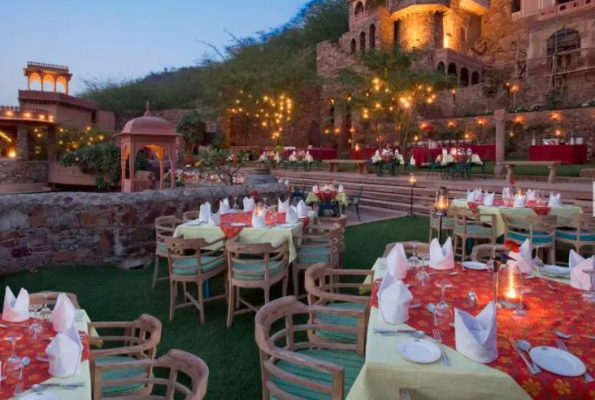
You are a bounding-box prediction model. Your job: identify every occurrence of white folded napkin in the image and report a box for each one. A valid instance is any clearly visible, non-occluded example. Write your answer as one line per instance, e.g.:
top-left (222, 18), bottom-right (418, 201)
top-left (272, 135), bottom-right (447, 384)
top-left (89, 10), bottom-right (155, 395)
top-left (286, 206), bottom-right (299, 224)
top-left (386, 243), bottom-right (408, 280)
top-left (409, 156), bottom-right (416, 166)
top-left (278, 198), bottom-right (290, 213)
top-left (455, 302), bottom-right (498, 363)
top-left (284, 180), bottom-right (290, 186)
top-left (251, 210), bottom-right (267, 229)
top-left (208, 211), bottom-right (221, 226)
top-left (526, 190), bottom-right (537, 202)
top-left (502, 187), bottom-right (510, 198)
top-left (274, 152), bottom-right (281, 162)
top-left (52, 293), bottom-right (76, 333)
top-left (312, 185), bottom-right (319, 194)
top-left (2, 287), bottom-right (29, 322)
top-left (199, 203), bottom-right (211, 223)
top-left (378, 279), bottom-right (413, 325)
top-left (466, 190), bottom-right (475, 202)
top-left (297, 200), bottom-right (309, 218)
top-left (429, 237), bottom-right (455, 270)
top-left (219, 199), bottom-right (231, 215)
top-left (548, 193), bottom-right (562, 207)
top-left (338, 185), bottom-right (344, 193)
top-left (46, 324), bottom-right (83, 378)
top-left (570, 250), bottom-right (595, 290)
top-left (243, 197), bottom-right (255, 212)
top-left (483, 192), bottom-right (495, 206)
top-left (508, 239), bottom-right (533, 274)
top-left (442, 148), bottom-right (448, 156)
top-left (513, 194), bottom-right (526, 208)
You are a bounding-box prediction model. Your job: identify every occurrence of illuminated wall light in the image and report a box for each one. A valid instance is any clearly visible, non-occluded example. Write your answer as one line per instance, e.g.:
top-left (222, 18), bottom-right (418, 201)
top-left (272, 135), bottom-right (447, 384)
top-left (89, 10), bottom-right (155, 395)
top-left (0, 131), bottom-right (13, 143)
top-left (39, 115), bottom-right (46, 120)
top-left (5, 111), bottom-right (14, 117)
top-left (8, 149), bottom-right (17, 158)
top-left (24, 112), bottom-right (31, 118)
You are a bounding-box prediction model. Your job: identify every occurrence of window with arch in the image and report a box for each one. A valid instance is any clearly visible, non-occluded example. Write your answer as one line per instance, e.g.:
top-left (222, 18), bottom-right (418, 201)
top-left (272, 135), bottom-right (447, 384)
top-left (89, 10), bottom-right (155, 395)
top-left (369, 24), bottom-right (376, 49)
top-left (351, 39), bottom-right (357, 54)
top-left (447, 63), bottom-right (457, 78)
top-left (437, 62), bottom-right (446, 73)
top-left (360, 31), bottom-right (366, 52)
top-left (354, 1), bottom-right (365, 15)
top-left (460, 68), bottom-right (469, 86)
top-left (547, 29), bottom-right (581, 72)
top-left (471, 71), bottom-right (480, 85)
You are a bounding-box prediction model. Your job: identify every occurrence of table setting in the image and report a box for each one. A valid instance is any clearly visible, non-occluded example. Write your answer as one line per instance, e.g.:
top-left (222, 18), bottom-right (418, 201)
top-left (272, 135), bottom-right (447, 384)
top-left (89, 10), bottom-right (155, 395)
top-left (1, 288), bottom-right (91, 400)
top-left (351, 238), bottom-right (595, 400)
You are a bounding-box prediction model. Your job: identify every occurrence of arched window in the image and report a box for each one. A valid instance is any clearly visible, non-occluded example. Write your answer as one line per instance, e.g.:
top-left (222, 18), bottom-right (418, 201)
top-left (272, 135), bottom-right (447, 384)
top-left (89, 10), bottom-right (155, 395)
top-left (369, 24), bottom-right (376, 49)
top-left (447, 63), bottom-right (457, 78)
top-left (460, 68), bottom-right (469, 86)
top-left (547, 28), bottom-right (580, 55)
top-left (351, 39), bottom-right (357, 54)
top-left (471, 71), bottom-right (480, 85)
top-left (354, 1), bottom-right (365, 15)
top-left (394, 21), bottom-right (400, 46)
top-left (42, 75), bottom-right (55, 92)
top-left (360, 32), bottom-right (366, 52)
top-left (437, 62), bottom-right (446, 73)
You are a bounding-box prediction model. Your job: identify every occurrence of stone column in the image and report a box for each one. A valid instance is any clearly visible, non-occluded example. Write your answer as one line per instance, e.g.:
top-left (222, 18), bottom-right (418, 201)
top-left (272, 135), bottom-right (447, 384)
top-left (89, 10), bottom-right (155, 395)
top-left (47, 125), bottom-right (57, 162)
top-left (16, 124), bottom-right (30, 160)
top-left (494, 109), bottom-right (506, 178)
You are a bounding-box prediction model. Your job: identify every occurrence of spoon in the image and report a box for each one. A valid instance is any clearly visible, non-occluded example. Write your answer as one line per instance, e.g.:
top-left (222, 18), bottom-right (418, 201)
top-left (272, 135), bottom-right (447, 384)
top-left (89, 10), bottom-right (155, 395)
top-left (19, 356), bottom-right (30, 380)
top-left (517, 339), bottom-right (541, 373)
top-left (555, 330), bottom-right (595, 340)
top-left (374, 329), bottom-right (426, 338)
top-left (31, 383), bottom-right (83, 392)
top-left (426, 303), bottom-right (436, 314)
top-left (410, 302), bottom-right (423, 309)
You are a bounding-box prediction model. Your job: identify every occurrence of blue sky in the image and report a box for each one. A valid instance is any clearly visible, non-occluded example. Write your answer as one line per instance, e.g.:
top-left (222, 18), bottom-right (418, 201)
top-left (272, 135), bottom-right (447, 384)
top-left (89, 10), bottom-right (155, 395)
top-left (0, 0), bottom-right (310, 105)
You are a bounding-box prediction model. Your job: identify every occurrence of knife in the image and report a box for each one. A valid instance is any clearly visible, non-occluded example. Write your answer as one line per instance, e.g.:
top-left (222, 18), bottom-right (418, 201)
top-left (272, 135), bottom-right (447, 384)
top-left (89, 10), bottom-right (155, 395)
top-left (509, 338), bottom-right (537, 374)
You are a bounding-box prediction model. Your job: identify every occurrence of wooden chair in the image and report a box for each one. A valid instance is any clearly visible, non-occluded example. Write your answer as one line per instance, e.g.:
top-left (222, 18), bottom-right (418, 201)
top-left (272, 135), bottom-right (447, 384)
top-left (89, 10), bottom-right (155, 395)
top-left (165, 237), bottom-right (228, 325)
top-left (556, 214), bottom-right (595, 258)
top-left (305, 263), bottom-right (372, 344)
top-left (428, 206), bottom-right (457, 242)
top-left (29, 292), bottom-right (81, 309)
top-left (503, 214), bottom-right (557, 264)
top-left (183, 210), bottom-right (200, 222)
top-left (255, 296), bottom-right (366, 400)
top-left (225, 237), bottom-right (290, 328)
top-left (453, 209), bottom-right (497, 262)
top-left (94, 349), bottom-right (208, 400)
top-left (293, 224), bottom-right (342, 298)
top-left (154, 216), bottom-right (182, 289)
top-left (318, 215), bottom-right (348, 267)
top-left (470, 244), bottom-right (507, 263)
top-left (90, 314), bottom-right (162, 399)
top-left (344, 187), bottom-right (363, 221)
top-left (383, 241), bottom-right (430, 258)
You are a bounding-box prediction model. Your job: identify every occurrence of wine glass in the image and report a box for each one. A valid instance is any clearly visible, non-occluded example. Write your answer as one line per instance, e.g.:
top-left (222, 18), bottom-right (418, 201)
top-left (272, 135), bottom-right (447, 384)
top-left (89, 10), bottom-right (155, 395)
top-left (433, 280), bottom-right (453, 329)
top-left (40, 294), bottom-right (52, 321)
top-left (4, 333), bottom-right (23, 379)
top-left (513, 287), bottom-right (531, 316)
top-left (233, 196), bottom-right (240, 211)
top-left (28, 304), bottom-right (43, 339)
top-left (408, 244), bottom-right (419, 269)
top-left (582, 269), bottom-right (595, 303)
top-left (416, 253), bottom-right (430, 287)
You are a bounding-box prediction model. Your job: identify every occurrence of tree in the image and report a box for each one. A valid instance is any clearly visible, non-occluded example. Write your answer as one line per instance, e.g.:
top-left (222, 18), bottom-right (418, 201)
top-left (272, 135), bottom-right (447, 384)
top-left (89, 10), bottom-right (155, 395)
top-left (197, 148), bottom-right (248, 186)
top-left (177, 111), bottom-right (206, 154)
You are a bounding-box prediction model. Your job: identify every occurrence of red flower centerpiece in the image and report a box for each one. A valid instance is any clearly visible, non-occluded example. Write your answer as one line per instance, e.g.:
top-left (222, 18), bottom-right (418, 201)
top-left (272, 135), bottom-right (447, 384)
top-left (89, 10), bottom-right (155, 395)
top-left (504, 240), bottom-right (520, 253)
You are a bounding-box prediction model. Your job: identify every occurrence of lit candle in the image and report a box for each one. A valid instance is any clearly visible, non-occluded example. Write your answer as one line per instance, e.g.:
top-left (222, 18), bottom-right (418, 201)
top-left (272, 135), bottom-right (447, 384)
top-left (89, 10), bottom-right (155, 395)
top-left (506, 268), bottom-right (517, 300)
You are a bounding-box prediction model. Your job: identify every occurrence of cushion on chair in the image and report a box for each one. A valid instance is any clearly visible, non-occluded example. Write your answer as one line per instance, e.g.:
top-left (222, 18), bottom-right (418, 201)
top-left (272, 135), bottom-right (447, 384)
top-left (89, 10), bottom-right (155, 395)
top-left (156, 243), bottom-right (167, 255)
top-left (298, 247), bottom-right (331, 264)
top-left (172, 256), bottom-right (225, 276)
top-left (96, 355), bottom-right (146, 397)
top-left (232, 260), bottom-right (287, 281)
top-left (556, 229), bottom-right (595, 242)
top-left (315, 302), bottom-right (366, 343)
top-left (454, 224), bottom-right (493, 236)
top-left (508, 231), bottom-right (553, 244)
top-left (431, 217), bottom-right (454, 229)
top-left (272, 349), bottom-right (364, 400)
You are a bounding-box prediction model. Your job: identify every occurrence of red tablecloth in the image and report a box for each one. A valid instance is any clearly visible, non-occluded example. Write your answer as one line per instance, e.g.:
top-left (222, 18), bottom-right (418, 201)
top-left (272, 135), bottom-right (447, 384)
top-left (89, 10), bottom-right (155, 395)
top-left (0, 318), bottom-right (90, 399)
top-left (530, 145), bottom-right (588, 165)
top-left (411, 148), bottom-right (442, 167)
top-left (219, 211), bottom-right (308, 238)
top-left (469, 145), bottom-right (496, 161)
top-left (371, 266), bottom-right (595, 399)
top-left (351, 147), bottom-right (379, 160)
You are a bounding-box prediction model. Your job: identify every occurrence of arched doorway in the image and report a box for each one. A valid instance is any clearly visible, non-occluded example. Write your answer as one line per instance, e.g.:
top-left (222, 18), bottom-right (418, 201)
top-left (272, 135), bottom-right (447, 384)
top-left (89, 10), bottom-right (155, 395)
top-left (351, 39), bottom-right (357, 54)
top-left (460, 67), bottom-right (469, 86)
top-left (547, 29), bottom-right (581, 72)
top-left (447, 63), bottom-right (458, 80)
top-left (354, 1), bottom-right (365, 15)
top-left (360, 32), bottom-right (366, 52)
top-left (307, 120), bottom-right (321, 147)
top-left (437, 62), bottom-right (446, 74)
top-left (471, 71), bottom-right (480, 85)
top-left (369, 24), bottom-right (376, 49)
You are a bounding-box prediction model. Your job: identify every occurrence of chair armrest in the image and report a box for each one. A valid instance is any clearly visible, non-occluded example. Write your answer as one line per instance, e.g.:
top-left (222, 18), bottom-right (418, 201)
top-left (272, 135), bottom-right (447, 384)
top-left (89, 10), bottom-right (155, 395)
top-left (91, 343), bottom-right (150, 358)
top-left (88, 321), bottom-right (135, 330)
top-left (95, 358), bottom-right (154, 372)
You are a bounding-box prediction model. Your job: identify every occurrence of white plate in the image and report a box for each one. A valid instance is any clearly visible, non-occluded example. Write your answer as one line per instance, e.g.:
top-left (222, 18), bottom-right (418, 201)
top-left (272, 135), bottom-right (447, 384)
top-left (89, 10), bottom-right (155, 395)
top-left (462, 261), bottom-right (488, 270)
top-left (21, 393), bottom-right (60, 400)
top-left (530, 346), bottom-right (586, 377)
top-left (186, 220), bottom-right (203, 226)
top-left (229, 223), bottom-right (247, 227)
top-left (397, 338), bottom-right (442, 364)
top-left (542, 265), bottom-right (571, 277)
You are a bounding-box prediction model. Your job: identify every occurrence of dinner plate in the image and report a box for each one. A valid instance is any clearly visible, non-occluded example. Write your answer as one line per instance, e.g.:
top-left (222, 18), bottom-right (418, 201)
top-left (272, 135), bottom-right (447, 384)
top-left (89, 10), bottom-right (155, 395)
top-left (397, 338), bottom-right (442, 364)
top-left (229, 223), bottom-right (247, 227)
top-left (530, 346), bottom-right (586, 377)
top-left (186, 220), bottom-right (203, 226)
top-left (462, 261), bottom-right (488, 270)
top-left (541, 265), bottom-right (571, 278)
top-left (21, 393), bottom-right (59, 400)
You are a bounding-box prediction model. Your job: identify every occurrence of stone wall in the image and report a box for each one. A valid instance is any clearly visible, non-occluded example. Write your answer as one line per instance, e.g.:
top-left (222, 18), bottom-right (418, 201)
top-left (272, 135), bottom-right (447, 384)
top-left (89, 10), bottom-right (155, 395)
top-left (0, 160), bottom-right (48, 185)
top-left (0, 183), bottom-right (288, 275)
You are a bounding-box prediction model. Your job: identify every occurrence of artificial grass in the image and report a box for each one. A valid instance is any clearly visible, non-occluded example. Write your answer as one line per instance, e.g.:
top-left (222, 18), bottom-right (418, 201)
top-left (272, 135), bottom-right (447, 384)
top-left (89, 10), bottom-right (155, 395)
top-left (0, 216), bottom-right (430, 399)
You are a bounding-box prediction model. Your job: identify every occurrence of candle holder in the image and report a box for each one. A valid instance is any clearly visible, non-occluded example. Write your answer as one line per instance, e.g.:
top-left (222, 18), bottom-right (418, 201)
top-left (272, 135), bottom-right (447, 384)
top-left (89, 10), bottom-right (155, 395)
top-left (488, 258), bottom-right (503, 310)
top-left (434, 187), bottom-right (450, 243)
top-left (407, 173), bottom-right (417, 218)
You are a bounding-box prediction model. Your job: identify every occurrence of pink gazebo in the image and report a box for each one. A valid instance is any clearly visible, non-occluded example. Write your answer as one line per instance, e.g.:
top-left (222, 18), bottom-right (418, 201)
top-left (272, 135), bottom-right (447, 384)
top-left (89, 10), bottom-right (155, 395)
top-left (118, 103), bottom-right (180, 192)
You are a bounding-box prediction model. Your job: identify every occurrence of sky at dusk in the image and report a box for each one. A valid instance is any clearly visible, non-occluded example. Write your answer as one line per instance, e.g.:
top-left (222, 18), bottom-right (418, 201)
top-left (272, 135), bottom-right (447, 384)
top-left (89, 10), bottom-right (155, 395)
top-left (0, 0), bottom-right (310, 105)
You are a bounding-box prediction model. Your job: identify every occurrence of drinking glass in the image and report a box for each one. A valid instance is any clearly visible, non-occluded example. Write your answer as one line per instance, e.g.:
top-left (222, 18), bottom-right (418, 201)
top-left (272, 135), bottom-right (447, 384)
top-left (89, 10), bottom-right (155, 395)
top-left (28, 304), bottom-right (43, 339)
top-left (40, 294), bottom-right (52, 321)
top-left (408, 243), bottom-right (419, 269)
top-left (4, 333), bottom-right (22, 379)
top-left (513, 287), bottom-right (531, 316)
top-left (582, 269), bottom-right (595, 303)
top-left (233, 196), bottom-right (240, 210)
top-left (416, 253), bottom-right (430, 287)
top-left (433, 280), bottom-right (453, 328)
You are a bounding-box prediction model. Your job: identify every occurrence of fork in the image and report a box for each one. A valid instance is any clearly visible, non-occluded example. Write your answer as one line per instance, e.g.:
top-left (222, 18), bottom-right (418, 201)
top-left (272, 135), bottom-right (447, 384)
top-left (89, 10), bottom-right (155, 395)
top-left (13, 382), bottom-right (23, 397)
top-left (556, 338), bottom-right (594, 382)
top-left (433, 329), bottom-right (451, 367)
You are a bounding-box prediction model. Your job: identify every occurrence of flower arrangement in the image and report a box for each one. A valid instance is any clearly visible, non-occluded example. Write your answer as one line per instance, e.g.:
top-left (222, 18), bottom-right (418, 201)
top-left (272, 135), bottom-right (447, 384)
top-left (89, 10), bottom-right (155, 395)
top-left (250, 189), bottom-right (259, 199)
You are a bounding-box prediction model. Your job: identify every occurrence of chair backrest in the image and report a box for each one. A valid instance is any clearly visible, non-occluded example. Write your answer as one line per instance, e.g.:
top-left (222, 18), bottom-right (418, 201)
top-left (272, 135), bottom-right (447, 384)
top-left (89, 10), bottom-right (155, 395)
top-left (226, 237), bottom-right (289, 282)
top-left (454, 209), bottom-right (496, 237)
top-left (156, 215), bottom-right (181, 250)
top-left (29, 292), bottom-right (81, 309)
top-left (255, 296), bottom-right (365, 400)
top-left (95, 349), bottom-right (209, 400)
top-left (383, 241), bottom-right (430, 257)
top-left (503, 214), bottom-right (557, 242)
top-left (318, 214), bottom-right (348, 229)
top-left (470, 244), bottom-right (507, 263)
top-left (572, 214), bottom-right (595, 237)
top-left (165, 237), bottom-right (226, 278)
top-left (183, 210), bottom-right (200, 222)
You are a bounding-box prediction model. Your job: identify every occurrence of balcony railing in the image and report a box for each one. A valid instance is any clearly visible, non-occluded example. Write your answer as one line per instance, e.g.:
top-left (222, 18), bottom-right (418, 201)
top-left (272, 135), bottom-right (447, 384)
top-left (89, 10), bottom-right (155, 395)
top-left (26, 61), bottom-right (69, 72)
top-left (18, 90), bottom-right (98, 111)
top-left (539, 0), bottom-right (594, 19)
top-left (0, 105), bottom-right (54, 122)
top-left (349, 9), bottom-right (379, 27)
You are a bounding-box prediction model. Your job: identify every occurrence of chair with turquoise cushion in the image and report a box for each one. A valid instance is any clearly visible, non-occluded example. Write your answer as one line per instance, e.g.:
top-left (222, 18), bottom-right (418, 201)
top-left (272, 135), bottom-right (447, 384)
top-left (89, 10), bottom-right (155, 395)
top-left (165, 236), bottom-right (228, 325)
top-left (292, 224), bottom-right (342, 298)
top-left (305, 263), bottom-right (372, 344)
top-left (453, 209), bottom-right (497, 261)
top-left (153, 215), bottom-right (181, 289)
top-left (555, 214), bottom-right (595, 261)
top-left (225, 237), bottom-right (290, 328)
top-left (429, 205), bottom-right (457, 242)
top-left (503, 214), bottom-right (558, 264)
top-left (93, 349), bottom-right (209, 400)
top-left (89, 314), bottom-right (162, 399)
top-left (255, 296), bottom-right (367, 400)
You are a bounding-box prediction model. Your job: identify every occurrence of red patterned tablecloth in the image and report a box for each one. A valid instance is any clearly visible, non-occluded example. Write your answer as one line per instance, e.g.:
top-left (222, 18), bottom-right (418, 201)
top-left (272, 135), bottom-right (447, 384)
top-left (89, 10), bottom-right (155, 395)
top-left (219, 212), bottom-right (309, 238)
top-left (0, 318), bottom-right (90, 399)
top-left (371, 266), bottom-right (595, 399)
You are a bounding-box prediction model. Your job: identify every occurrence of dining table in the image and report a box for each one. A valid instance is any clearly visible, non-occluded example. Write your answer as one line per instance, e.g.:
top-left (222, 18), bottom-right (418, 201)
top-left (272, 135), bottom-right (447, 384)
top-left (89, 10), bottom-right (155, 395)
top-left (174, 210), bottom-right (316, 263)
top-left (529, 145), bottom-right (588, 165)
top-left (0, 310), bottom-right (92, 400)
top-left (305, 191), bottom-right (349, 207)
top-left (450, 198), bottom-right (583, 237)
top-left (349, 259), bottom-right (595, 400)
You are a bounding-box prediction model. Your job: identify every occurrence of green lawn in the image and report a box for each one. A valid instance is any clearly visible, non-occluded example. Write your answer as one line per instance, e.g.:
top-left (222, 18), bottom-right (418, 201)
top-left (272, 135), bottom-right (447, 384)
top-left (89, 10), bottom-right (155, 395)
top-left (0, 217), bottom-right (430, 399)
